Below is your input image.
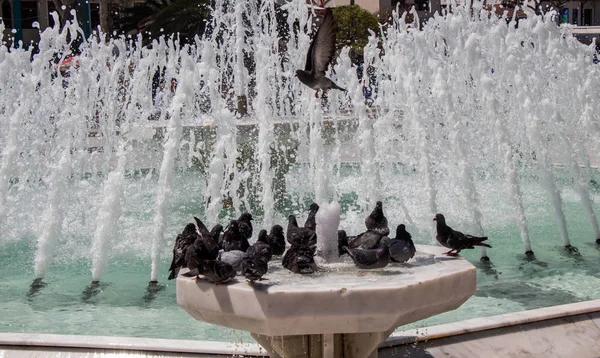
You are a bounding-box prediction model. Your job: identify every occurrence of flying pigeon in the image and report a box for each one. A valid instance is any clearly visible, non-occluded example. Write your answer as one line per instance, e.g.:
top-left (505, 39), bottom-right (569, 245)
top-left (342, 238), bottom-right (390, 269)
top-left (295, 8), bottom-right (346, 98)
top-left (389, 224), bottom-right (416, 263)
top-left (433, 213), bottom-right (492, 256)
top-left (304, 203), bottom-right (319, 231)
top-left (365, 201), bottom-right (390, 236)
top-left (287, 214), bottom-right (317, 247)
top-left (167, 223), bottom-right (197, 280)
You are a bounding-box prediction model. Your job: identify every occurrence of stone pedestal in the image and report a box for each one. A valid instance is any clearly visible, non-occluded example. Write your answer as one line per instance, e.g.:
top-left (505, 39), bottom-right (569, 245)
top-left (177, 245), bottom-right (476, 358)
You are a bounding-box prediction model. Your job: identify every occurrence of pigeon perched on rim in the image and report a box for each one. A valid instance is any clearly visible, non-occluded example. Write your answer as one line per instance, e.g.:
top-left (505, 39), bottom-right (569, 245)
top-left (389, 224), bottom-right (416, 263)
top-left (365, 201), bottom-right (390, 236)
top-left (221, 219), bottom-right (250, 252)
top-left (282, 244), bottom-right (318, 274)
top-left (217, 250), bottom-right (247, 273)
top-left (304, 203), bottom-right (319, 231)
top-left (167, 223), bottom-right (197, 280)
top-left (241, 255), bottom-right (269, 283)
top-left (287, 214), bottom-right (317, 247)
top-left (184, 260), bottom-right (236, 284)
top-left (295, 8), bottom-right (346, 98)
top-left (246, 229), bottom-right (273, 262)
top-left (266, 224), bottom-right (286, 256)
top-left (433, 213), bottom-right (492, 256)
top-left (342, 238), bottom-right (390, 269)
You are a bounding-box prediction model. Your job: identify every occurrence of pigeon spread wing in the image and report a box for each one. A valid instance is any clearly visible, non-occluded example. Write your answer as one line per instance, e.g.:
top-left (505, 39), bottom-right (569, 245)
top-left (305, 9), bottom-right (336, 77)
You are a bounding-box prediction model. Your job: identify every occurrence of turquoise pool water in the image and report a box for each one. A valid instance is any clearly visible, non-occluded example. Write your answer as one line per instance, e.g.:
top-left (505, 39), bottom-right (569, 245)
top-left (1, 168), bottom-right (600, 342)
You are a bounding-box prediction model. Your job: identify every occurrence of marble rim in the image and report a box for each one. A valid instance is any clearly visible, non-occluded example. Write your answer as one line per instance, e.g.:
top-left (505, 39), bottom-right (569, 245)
top-left (1, 299), bottom-right (599, 355)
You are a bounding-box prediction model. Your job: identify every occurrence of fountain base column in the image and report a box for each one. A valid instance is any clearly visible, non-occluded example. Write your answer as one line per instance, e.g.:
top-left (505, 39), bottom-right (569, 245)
top-left (251, 329), bottom-right (393, 358)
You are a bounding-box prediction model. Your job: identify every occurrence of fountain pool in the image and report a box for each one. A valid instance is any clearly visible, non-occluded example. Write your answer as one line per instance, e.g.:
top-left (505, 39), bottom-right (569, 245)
top-left (1, 0), bottom-right (600, 345)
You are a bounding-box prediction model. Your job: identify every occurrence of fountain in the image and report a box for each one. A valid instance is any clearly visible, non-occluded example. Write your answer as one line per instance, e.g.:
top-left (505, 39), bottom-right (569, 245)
top-left (1, 0), bottom-right (600, 354)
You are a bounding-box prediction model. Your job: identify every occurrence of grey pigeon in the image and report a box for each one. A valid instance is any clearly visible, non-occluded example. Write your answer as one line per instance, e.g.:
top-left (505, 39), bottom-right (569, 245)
top-left (287, 214), bottom-right (317, 247)
top-left (186, 260), bottom-right (236, 284)
top-left (218, 250), bottom-right (248, 273)
top-left (389, 224), bottom-right (416, 263)
top-left (337, 229), bottom-right (383, 255)
top-left (304, 203), bottom-right (319, 231)
top-left (295, 9), bottom-right (345, 98)
top-left (237, 212), bottom-right (254, 239)
top-left (241, 255), bottom-right (269, 282)
top-left (433, 213), bottom-right (491, 256)
top-left (365, 201), bottom-right (389, 236)
top-left (282, 244), bottom-right (318, 274)
top-left (266, 224), bottom-right (286, 256)
top-left (168, 223), bottom-right (197, 280)
top-left (221, 219), bottom-right (250, 252)
top-left (247, 229), bottom-right (273, 262)
top-left (342, 238), bottom-right (390, 269)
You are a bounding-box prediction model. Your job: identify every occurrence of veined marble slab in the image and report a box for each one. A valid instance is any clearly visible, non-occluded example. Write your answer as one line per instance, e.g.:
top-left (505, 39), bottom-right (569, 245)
top-left (177, 244), bottom-right (476, 336)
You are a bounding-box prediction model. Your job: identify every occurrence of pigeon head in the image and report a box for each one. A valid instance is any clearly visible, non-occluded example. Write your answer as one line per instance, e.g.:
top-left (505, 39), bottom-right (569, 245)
top-left (182, 223), bottom-right (198, 236)
top-left (338, 230), bottom-right (348, 240)
top-left (257, 229), bottom-right (268, 243)
top-left (433, 213), bottom-right (446, 223)
top-left (270, 224), bottom-right (284, 234)
top-left (396, 224), bottom-right (411, 239)
top-left (226, 219), bottom-right (239, 231)
top-left (239, 212), bottom-right (253, 222)
top-left (211, 224), bottom-right (224, 237)
top-left (308, 203), bottom-right (319, 212)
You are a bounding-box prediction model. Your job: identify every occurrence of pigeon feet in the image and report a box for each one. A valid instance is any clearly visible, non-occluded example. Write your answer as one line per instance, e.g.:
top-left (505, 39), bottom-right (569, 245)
top-left (314, 91), bottom-right (320, 98)
top-left (444, 251), bottom-right (459, 257)
top-left (321, 91), bottom-right (328, 99)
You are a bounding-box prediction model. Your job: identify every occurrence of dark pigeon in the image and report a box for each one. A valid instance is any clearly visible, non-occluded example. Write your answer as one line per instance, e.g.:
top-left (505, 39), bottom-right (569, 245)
top-left (337, 229), bottom-right (383, 254)
top-left (210, 224), bottom-right (224, 245)
top-left (168, 223), bottom-right (197, 280)
top-left (287, 214), bottom-right (317, 247)
top-left (433, 213), bottom-right (492, 256)
top-left (221, 219), bottom-right (250, 252)
top-left (342, 238), bottom-right (390, 269)
top-left (194, 216), bottom-right (219, 259)
top-left (389, 224), bottom-right (416, 263)
top-left (237, 212), bottom-right (254, 239)
top-left (282, 244), bottom-right (318, 274)
top-left (241, 255), bottom-right (269, 282)
top-left (304, 203), bottom-right (319, 231)
top-left (218, 250), bottom-right (247, 273)
top-left (246, 229), bottom-right (273, 262)
top-left (365, 201), bottom-right (389, 236)
top-left (266, 224), bottom-right (286, 256)
top-left (295, 9), bottom-right (346, 98)
top-left (185, 260), bottom-right (236, 284)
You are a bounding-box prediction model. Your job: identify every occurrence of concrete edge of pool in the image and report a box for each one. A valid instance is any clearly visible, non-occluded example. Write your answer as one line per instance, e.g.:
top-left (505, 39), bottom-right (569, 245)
top-left (1, 299), bottom-right (600, 357)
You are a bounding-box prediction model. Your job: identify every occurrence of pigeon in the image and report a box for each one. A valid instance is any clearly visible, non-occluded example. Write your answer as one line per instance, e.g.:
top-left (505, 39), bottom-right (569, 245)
top-left (282, 244), bottom-right (318, 274)
top-left (167, 223), bottom-right (197, 280)
top-left (337, 229), bottom-right (383, 255)
top-left (210, 223), bottom-right (224, 245)
top-left (194, 216), bottom-right (219, 259)
top-left (246, 229), bottom-right (273, 262)
top-left (389, 224), bottom-right (416, 263)
top-left (221, 219), bottom-right (250, 252)
top-left (304, 203), bottom-right (319, 231)
top-left (184, 233), bottom-right (219, 276)
top-left (237, 212), bottom-right (254, 239)
top-left (266, 224), bottom-right (286, 256)
top-left (217, 250), bottom-right (248, 273)
top-left (365, 201), bottom-right (389, 236)
top-left (185, 260), bottom-right (236, 284)
top-left (342, 238), bottom-right (390, 269)
top-left (287, 215), bottom-right (317, 247)
top-left (433, 213), bottom-right (492, 256)
top-left (241, 255), bottom-right (269, 282)
top-left (295, 8), bottom-right (346, 98)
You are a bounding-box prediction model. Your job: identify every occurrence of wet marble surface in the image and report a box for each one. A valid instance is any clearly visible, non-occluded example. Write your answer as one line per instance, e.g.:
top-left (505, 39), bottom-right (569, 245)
top-left (177, 245), bottom-right (476, 336)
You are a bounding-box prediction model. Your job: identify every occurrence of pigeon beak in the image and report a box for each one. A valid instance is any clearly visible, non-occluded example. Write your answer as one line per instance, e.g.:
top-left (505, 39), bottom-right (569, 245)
top-left (433, 217), bottom-right (437, 221)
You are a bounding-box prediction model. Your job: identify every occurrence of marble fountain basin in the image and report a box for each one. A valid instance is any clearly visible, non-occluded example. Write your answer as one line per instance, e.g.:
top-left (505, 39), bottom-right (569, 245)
top-left (177, 244), bottom-right (476, 357)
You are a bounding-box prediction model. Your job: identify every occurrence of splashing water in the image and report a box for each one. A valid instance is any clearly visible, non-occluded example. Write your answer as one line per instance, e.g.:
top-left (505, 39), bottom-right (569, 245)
top-left (0, 3), bottom-right (598, 286)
